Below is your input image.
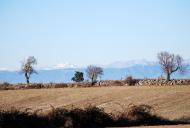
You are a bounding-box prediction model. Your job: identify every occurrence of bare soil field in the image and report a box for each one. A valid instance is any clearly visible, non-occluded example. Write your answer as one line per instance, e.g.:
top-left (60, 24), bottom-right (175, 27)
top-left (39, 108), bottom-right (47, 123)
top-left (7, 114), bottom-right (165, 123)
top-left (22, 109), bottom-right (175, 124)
top-left (0, 85), bottom-right (190, 120)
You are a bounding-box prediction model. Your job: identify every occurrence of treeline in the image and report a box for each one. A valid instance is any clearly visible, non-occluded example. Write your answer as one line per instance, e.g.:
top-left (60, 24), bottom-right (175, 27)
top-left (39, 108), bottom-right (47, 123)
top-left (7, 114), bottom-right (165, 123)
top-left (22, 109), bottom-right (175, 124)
top-left (7, 51), bottom-right (188, 85)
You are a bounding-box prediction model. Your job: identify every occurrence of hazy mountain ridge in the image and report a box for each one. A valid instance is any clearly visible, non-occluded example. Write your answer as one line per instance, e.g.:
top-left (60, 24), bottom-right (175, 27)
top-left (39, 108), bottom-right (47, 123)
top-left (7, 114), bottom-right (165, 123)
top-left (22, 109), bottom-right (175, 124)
top-left (0, 60), bottom-right (189, 83)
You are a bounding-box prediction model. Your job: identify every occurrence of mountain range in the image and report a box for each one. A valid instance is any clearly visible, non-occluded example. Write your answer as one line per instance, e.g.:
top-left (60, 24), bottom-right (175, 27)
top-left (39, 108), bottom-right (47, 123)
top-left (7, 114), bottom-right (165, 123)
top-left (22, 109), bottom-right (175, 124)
top-left (0, 60), bottom-right (189, 83)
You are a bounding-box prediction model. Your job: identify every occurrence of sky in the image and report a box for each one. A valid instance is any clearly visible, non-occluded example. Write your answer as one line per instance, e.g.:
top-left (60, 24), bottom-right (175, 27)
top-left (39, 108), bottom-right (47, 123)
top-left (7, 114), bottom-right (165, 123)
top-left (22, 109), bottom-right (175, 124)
top-left (0, 0), bottom-right (190, 70)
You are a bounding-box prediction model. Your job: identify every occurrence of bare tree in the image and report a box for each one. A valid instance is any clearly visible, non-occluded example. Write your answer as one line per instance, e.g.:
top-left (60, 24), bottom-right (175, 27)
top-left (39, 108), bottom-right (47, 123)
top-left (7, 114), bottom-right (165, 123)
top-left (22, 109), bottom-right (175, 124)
top-left (157, 51), bottom-right (186, 81)
top-left (21, 56), bottom-right (37, 84)
top-left (86, 65), bottom-right (103, 85)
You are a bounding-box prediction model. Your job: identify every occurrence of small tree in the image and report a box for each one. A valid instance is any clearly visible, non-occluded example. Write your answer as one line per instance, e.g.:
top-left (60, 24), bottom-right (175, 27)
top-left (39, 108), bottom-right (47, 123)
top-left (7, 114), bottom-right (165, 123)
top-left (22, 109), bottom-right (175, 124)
top-left (71, 71), bottom-right (84, 82)
top-left (157, 51), bottom-right (186, 81)
top-left (86, 65), bottom-right (103, 85)
top-left (21, 56), bottom-right (37, 84)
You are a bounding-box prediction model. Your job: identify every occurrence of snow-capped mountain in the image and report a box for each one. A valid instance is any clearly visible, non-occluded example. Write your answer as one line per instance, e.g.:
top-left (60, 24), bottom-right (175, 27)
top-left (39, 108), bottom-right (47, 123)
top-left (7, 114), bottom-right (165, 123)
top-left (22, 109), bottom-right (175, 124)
top-left (36, 63), bottom-right (78, 70)
top-left (105, 59), bottom-right (157, 68)
top-left (0, 60), bottom-right (189, 83)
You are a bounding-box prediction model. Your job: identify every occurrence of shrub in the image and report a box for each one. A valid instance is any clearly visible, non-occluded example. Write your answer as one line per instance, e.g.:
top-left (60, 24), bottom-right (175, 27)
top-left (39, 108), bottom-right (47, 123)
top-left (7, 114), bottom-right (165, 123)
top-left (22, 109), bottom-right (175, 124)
top-left (0, 108), bottom-right (48, 128)
top-left (0, 82), bottom-right (14, 90)
top-left (125, 76), bottom-right (137, 86)
top-left (53, 83), bottom-right (68, 88)
top-left (0, 105), bottom-right (189, 128)
top-left (126, 104), bottom-right (155, 120)
top-left (25, 83), bottom-right (44, 89)
top-left (112, 80), bottom-right (124, 86)
top-left (48, 105), bottom-right (113, 127)
top-left (115, 104), bottom-right (179, 126)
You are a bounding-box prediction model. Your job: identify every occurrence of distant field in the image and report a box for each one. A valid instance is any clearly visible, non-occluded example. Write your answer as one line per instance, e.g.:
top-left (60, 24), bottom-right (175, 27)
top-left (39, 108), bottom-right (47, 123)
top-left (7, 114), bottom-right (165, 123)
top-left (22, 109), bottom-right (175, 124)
top-left (0, 85), bottom-right (190, 120)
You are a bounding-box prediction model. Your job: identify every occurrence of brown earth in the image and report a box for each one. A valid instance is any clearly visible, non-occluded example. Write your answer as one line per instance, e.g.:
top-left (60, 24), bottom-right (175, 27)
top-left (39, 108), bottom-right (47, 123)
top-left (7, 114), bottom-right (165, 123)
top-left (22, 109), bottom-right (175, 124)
top-left (0, 85), bottom-right (190, 120)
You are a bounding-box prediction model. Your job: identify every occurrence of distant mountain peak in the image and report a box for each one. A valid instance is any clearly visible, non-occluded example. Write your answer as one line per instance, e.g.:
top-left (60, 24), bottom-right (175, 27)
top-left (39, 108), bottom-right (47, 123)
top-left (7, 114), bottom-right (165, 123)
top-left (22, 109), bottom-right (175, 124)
top-left (36, 62), bottom-right (78, 70)
top-left (0, 68), bottom-right (18, 72)
top-left (106, 59), bottom-right (157, 68)
top-left (0, 68), bottom-right (8, 71)
top-left (54, 63), bottom-right (76, 69)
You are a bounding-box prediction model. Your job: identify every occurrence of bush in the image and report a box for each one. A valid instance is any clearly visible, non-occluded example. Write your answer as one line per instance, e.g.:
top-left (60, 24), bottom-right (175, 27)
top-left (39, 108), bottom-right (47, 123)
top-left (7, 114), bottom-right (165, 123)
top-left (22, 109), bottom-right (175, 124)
top-left (0, 82), bottom-right (14, 90)
top-left (53, 83), bottom-right (68, 88)
top-left (0, 105), bottom-right (189, 128)
top-left (112, 80), bottom-right (124, 86)
top-left (125, 76), bottom-right (137, 86)
top-left (115, 104), bottom-right (183, 126)
top-left (25, 83), bottom-right (44, 89)
top-left (127, 104), bottom-right (154, 120)
top-left (0, 108), bottom-right (48, 128)
top-left (48, 105), bottom-right (113, 127)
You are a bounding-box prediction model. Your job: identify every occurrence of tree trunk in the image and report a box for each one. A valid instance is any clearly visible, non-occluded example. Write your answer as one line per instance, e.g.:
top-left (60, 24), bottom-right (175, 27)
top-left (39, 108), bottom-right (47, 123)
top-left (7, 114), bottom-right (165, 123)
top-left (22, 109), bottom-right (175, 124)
top-left (25, 73), bottom-right (30, 85)
top-left (166, 73), bottom-right (170, 81)
top-left (91, 78), bottom-right (94, 85)
top-left (26, 78), bottom-right (29, 84)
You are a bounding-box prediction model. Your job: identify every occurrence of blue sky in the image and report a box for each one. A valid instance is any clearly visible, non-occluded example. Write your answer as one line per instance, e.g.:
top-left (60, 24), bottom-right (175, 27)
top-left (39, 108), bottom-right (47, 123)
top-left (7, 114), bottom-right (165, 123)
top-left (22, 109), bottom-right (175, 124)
top-left (0, 0), bottom-right (190, 70)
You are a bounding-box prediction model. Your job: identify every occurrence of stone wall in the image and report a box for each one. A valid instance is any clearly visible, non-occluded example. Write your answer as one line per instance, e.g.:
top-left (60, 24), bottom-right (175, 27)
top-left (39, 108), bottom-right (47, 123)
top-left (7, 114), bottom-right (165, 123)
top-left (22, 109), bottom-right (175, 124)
top-left (42, 79), bottom-right (190, 87)
top-left (93, 79), bottom-right (190, 86)
top-left (136, 79), bottom-right (190, 86)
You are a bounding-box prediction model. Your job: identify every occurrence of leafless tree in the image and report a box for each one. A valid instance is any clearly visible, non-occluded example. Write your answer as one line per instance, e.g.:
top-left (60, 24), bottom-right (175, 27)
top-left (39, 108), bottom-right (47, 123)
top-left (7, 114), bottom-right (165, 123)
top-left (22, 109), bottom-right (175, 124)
top-left (86, 65), bottom-right (103, 85)
top-left (157, 51), bottom-right (186, 81)
top-left (21, 56), bottom-right (37, 84)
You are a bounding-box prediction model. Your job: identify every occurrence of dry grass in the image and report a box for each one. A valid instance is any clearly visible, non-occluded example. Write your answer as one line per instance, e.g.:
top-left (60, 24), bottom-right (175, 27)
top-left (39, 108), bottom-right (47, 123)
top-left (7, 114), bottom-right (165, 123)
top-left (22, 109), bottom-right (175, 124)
top-left (0, 85), bottom-right (190, 120)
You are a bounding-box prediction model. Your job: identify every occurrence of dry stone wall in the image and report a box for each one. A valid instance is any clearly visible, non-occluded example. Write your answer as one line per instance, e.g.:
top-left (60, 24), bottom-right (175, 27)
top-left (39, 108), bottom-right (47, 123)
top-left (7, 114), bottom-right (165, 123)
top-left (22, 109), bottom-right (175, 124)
top-left (94, 79), bottom-right (190, 86)
top-left (136, 79), bottom-right (190, 86)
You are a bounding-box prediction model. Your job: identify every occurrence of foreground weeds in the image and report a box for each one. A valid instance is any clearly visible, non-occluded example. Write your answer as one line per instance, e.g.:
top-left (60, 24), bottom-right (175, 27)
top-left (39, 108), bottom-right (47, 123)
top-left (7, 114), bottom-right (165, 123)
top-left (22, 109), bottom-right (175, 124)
top-left (0, 104), bottom-right (189, 128)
